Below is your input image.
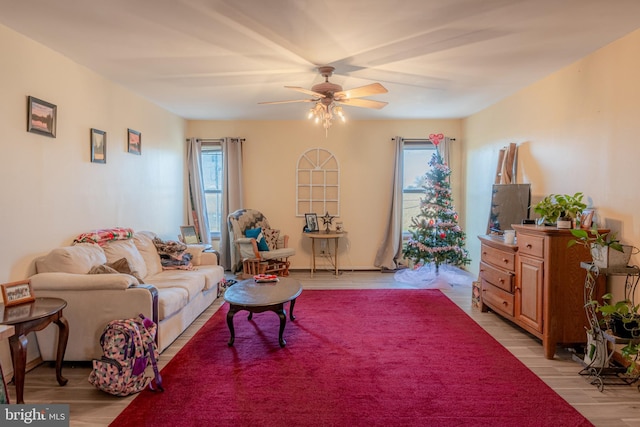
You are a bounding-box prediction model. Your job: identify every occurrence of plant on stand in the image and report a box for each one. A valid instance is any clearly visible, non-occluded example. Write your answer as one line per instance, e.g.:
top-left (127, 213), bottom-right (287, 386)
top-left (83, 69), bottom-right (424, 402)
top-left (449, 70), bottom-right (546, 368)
top-left (568, 228), bottom-right (631, 268)
top-left (587, 293), bottom-right (640, 374)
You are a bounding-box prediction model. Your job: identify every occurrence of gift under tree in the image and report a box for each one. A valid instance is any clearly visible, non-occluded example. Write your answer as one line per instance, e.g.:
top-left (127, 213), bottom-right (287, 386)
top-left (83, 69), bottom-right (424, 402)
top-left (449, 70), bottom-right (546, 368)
top-left (403, 135), bottom-right (471, 272)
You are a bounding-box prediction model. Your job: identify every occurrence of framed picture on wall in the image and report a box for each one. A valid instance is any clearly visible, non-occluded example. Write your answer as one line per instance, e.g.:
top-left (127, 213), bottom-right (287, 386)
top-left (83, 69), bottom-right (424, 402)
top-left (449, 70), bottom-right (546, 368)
top-left (1, 280), bottom-right (35, 307)
top-left (27, 96), bottom-right (57, 138)
top-left (127, 128), bottom-right (141, 155)
top-left (305, 213), bottom-right (318, 232)
top-left (91, 128), bottom-right (106, 163)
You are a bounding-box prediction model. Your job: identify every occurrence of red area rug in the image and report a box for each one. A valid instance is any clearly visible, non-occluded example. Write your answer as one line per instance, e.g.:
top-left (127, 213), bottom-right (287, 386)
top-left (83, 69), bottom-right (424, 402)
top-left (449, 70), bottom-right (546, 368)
top-left (111, 290), bottom-right (592, 426)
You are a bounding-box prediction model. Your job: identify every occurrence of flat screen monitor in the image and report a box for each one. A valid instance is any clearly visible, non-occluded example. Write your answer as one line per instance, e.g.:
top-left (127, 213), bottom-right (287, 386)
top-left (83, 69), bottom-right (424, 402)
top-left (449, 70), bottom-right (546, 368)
top-left (487, 184), bottom-right (531, 233)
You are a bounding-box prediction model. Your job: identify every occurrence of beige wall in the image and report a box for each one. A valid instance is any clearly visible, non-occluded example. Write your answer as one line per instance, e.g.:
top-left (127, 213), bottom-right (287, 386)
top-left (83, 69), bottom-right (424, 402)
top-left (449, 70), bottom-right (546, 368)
top-left (187, 119), bottom-right (464, 270)
top-left (463, 29), bottom-right (640, 302)
top-left (0, 23), bottom-right (187, 282)
top-left (0, 23), bottom-right (186, 375)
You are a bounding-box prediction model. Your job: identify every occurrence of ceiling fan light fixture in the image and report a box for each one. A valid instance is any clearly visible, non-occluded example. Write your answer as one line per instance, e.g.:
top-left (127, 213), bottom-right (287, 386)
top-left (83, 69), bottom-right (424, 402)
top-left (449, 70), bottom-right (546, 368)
top-left (260, 65), bottom-right (386, 135)
top-left (307, 101), bottom-right (345, 132)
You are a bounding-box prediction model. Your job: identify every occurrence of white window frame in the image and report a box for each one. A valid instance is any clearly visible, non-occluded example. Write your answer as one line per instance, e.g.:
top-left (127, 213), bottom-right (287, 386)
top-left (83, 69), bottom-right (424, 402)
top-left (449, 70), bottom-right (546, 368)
top-left (200, 143), bottom-right (223, 239)
top-left (402, 142), bottom-right (436, 236)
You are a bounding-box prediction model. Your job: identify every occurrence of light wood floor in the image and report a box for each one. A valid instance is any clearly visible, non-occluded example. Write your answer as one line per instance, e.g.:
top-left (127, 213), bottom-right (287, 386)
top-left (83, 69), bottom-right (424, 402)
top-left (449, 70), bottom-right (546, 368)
top-left (7, 270), bottom-right (640, 426)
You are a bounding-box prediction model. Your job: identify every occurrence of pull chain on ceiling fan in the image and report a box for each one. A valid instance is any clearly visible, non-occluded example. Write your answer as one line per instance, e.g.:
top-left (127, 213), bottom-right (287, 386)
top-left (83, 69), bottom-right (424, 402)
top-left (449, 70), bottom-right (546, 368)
top-left (259, 66), bottom-right (388, 135)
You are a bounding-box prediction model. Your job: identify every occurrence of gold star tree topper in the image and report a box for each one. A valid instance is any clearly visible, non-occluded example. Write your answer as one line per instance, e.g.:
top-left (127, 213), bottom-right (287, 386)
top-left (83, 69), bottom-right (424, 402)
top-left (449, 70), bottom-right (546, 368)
top-left (321, 211), bottom-right (335, 232)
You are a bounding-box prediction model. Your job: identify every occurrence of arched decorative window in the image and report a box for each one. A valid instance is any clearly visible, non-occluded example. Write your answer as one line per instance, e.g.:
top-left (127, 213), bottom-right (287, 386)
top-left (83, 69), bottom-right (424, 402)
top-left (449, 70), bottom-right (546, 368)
top-left (296, 148), bottom-right (340, 217)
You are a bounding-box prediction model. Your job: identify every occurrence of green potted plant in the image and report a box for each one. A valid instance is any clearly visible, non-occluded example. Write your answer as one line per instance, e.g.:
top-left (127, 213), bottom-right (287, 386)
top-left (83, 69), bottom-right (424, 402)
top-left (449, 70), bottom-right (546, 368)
top-left (588, 293), bottom-right (640, 373)
top-left (556, 192), bottom-right (587, 228)
top-left (533, 192), bottom-right (586, 227)
top-left (568, 228), bottom-right (632, 268)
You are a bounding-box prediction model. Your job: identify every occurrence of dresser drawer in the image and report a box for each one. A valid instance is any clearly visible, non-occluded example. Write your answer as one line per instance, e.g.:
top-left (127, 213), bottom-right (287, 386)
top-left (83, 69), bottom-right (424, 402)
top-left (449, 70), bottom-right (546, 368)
top-left (480, 244), bottom-right (515, 272)
top-left (518, 233), bottom-right (545, 258)
top-left (479, 261), bottom-right (514, 292)
top-left (481, 279), bottom-right (515, 317)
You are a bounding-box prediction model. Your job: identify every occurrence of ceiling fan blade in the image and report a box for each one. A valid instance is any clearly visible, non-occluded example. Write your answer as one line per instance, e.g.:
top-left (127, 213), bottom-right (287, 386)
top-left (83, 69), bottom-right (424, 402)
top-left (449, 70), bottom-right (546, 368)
top-left (259, 99), bottom-right (315, 105)
top-left (285, 86), bottom-right (326, 98)
top-left (337, 98), bottom-right (388, 109)
top-left (334, 82), bottom-right (387, 99)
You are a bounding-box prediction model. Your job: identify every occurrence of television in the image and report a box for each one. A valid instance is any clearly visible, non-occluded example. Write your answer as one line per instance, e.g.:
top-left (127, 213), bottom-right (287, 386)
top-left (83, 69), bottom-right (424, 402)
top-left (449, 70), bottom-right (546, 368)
top-left (487, 184), bottom-right (531, 234)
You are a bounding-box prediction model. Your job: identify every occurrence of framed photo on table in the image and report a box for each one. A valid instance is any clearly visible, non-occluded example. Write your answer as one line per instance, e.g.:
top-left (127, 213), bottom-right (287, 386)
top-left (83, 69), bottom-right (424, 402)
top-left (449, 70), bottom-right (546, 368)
top-left (305, 213), bottom-right (318, 232)
top-left (180, 225), bottom-right (199, 244)
top-left (1, 280), bottom-right (35, 307)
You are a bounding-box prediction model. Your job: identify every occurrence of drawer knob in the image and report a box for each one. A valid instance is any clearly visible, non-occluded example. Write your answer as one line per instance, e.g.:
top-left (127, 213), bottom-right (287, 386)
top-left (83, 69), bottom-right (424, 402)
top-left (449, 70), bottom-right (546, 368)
top-left (526, 244), bottom-right (532, 249)
top-left (498, 278), bottom-right (504, 283)
top-left (502, 301), bottom-right (508, 306)
top-left (502, 258), bottom-right (509, 264)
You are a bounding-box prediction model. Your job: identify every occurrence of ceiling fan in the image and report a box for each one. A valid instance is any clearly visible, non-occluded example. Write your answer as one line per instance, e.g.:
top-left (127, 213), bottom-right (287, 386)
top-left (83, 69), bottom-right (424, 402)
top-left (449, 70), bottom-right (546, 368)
top-left (259, 66), bottom-right (388, 133)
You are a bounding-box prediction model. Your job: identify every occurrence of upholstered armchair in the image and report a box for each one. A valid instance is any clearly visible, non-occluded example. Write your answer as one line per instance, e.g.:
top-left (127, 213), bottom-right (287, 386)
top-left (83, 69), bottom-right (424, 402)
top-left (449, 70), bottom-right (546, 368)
top-left (228, 209), bottom-right (295, 277)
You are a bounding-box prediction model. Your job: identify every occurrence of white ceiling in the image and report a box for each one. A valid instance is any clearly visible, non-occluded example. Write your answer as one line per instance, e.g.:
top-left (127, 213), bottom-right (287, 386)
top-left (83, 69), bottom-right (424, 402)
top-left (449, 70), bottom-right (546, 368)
top-left (1, 0), bottom-right (640, 120)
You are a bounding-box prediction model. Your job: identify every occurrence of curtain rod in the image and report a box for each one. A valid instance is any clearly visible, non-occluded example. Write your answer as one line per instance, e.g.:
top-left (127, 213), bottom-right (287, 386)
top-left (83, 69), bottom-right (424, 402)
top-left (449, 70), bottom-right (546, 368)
top-left (185, 138), bottom-right (246, 143)
top-left (391, 137), bottom-right (456, 142)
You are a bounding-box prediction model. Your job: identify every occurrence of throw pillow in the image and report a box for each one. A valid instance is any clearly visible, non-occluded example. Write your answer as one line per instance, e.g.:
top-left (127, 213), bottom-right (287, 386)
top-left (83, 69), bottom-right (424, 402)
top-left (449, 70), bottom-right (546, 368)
top-left (263, 228), bottom-right (280, 251)
top-left (102, 239), bottom-right (148, 279)
top-left (88, 264), bottom-right (120, 275)
top-left (245, 227), bottom-right (269, 252)
top-left (106, 258), bottom-right (145, 283)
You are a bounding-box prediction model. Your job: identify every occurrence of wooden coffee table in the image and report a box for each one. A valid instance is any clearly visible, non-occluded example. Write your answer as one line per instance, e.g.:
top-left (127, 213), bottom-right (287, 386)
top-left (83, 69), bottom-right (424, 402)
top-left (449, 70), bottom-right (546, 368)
top-left (224, 277), bottom-right (302, 347)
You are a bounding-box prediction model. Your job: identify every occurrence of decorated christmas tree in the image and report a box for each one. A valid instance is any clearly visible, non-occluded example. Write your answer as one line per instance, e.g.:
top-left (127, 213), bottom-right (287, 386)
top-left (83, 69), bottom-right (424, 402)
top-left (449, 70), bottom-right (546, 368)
top-left (403, 136), bottom-right (471, 272)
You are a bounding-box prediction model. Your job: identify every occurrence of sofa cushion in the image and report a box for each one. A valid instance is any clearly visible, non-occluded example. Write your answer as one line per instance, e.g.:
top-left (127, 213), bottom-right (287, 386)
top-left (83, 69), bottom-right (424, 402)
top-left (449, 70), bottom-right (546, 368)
top-left (156, 287), bottom-right (189, 320)
top-left (185, 245), bottom-right (207, 265)
top-left (133, 231), bottom-right (163, 277)
top-left (260, 247), bottom-right (295, 260)
top-left (103, 239), bottom-right (148, 279)
top-left (36, 243), bottom-right (107, 274)
top-left (146, 269), bottom-right (211, 301)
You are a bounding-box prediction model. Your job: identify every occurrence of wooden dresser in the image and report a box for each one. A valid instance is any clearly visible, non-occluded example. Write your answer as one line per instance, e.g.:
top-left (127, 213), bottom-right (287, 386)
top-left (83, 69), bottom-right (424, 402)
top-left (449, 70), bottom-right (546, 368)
top-left (479, 225), bottom-right (606, 359)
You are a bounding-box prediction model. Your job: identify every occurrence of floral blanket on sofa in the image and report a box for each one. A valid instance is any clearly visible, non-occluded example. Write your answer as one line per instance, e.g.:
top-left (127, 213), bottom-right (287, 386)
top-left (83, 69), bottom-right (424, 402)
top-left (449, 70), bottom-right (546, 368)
top-left (73, 227), bottom-right (134, 246)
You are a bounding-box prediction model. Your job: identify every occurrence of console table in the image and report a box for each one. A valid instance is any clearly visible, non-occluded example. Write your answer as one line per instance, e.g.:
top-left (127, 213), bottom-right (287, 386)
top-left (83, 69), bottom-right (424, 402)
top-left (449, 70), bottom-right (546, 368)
top-left (303, 231), bottom-right (347, 276)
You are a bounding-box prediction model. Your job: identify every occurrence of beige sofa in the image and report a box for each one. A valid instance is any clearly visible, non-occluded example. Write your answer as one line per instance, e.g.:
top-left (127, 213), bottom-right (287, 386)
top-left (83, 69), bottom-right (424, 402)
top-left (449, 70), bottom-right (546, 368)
top-left (29, 231), bottom-right (224, 361)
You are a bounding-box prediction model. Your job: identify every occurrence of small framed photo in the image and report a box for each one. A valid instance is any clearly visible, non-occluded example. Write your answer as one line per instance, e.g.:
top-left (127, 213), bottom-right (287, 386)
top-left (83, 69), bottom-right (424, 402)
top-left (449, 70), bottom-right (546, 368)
top-left (91, 128), bottom-right (106, 163)
top-left (305, 213), bottom-right (318, 232)
top-left (180, 225), bottom-right (199, 244)
top-left (127, 128), bottom-right (141, 155)
top-left (27, 96), bottom-right (57, 138)
top-left (1, 280), bottom-right (35, 307)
